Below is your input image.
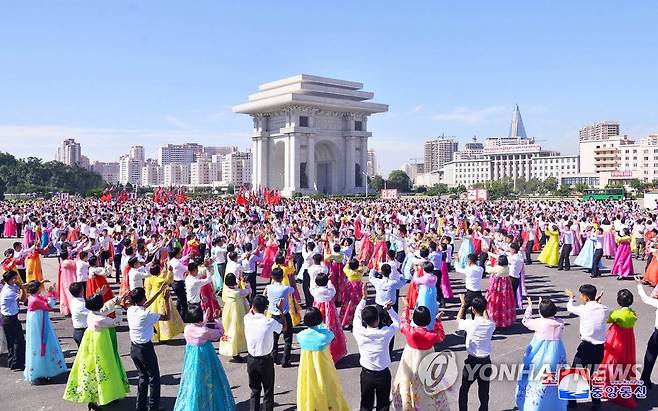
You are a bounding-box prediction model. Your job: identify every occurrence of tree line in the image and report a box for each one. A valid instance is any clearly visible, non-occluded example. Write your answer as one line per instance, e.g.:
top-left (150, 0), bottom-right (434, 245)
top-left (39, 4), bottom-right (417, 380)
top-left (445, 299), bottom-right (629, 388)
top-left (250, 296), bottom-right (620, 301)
top-left (0, 152), bottom-right (105, 199)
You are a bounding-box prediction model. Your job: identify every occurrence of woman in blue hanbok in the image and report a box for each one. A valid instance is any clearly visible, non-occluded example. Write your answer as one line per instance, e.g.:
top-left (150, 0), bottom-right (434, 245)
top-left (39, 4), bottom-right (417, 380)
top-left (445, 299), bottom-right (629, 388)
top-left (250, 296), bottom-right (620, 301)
top-left (573, 231), bottom-right (603, 270)
top-left (456, 230), bottom-right (474, 270)
top-left (412, 262), bottom-right (438, 330)
top-left (516, 297), bottom-right (568, 411)
top-left (24, 281), bottom-right (67, 383)
top-left (174, 306), bottom-right (235, 411)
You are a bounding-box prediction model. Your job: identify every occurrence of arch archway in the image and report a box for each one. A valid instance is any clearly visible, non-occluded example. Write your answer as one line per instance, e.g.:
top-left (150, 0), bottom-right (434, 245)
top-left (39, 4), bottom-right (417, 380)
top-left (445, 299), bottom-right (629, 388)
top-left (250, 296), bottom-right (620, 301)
top-left (314, 141), bottom-right (338, 194)
top-left (268, 140), bottom-right (286, 190)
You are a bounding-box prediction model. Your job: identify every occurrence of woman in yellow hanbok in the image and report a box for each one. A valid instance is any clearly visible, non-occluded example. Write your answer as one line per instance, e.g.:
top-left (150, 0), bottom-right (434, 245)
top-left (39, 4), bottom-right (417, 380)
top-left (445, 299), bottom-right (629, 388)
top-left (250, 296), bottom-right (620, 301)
top-left (218, 273), bottom-right (249, 359)
top-left (144, 265), bottom-right (184, 342)
top-left (296, 308), bottom-right (350, 411)
top-left (272, 255), bottom-right (302, 326)
top-left (537, 225), bottom-right (560, 267)
top-left (26, 242), bottom-right (48, 283)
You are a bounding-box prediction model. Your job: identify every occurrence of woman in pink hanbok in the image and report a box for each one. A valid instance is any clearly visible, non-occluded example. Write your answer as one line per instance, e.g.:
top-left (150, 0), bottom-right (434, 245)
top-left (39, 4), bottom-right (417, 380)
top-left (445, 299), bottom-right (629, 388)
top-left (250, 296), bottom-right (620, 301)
top-left (367, 226), bottom-right (388, 270)
top-left (439, 244), bottom-right (454, 300)
top-left (3, 213), bottom-right (17, 237)
top-left (57, 250), bottom-right (77, 316)
top-left (571, 222), bottom-right (582, 256)
top-left (601, 219), bottom-right (617, 258)
top-left (259, 234), bottom-right (279, 280)
top-left (611, 228), bottom-right (634, 279)
top-left (357, 228), bottom-right (374, 265)
top-left (311, 273), bottom-right (347, 363)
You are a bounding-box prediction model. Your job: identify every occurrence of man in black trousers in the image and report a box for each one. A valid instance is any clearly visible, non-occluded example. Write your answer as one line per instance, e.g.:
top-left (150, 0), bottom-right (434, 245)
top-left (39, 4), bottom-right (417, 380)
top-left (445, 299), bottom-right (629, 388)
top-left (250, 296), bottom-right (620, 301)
top-left (590, 228), bottom-right (604, 278)
top-left (127, 286), bottom-right (170, 411)
top-left (525, 222), bottom-right (535, 265)
top-left (0, 271), bottom-right (26, 371)
top-left (244, 295), bottom-right (284, 411)
top-left (557, 223), bottom-right (573, 271)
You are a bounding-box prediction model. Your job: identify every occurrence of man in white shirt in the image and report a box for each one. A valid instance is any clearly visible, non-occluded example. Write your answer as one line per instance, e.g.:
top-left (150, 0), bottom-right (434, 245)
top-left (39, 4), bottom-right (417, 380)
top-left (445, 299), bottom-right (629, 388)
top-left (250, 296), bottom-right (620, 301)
top-left (304, 253), bottom-right (327, 307)
top-left (75, 251), bottom-right (91, 282)
top-left (168, 247), bottom-right (190, 318)
top-left (557, 222), bottom-right (574, 271)
top-left (184, 261), bottom-right (212, 305)
top-left (565, 284), bottom-right (608, 410)
top-left (456, 253), bottom-right (484, 321)
top-left (352, 284), bottom-right (399, 411)
top-left (590, 228), bottom-right (605, 278)
top-left (244, 295), bottom-right (284, 411)
top-left (636, 277), bottom-right (658, 388)
top-left (457, 293), bottom-right (495, 411)
top-left (127, 285), bottom-right (170, 411)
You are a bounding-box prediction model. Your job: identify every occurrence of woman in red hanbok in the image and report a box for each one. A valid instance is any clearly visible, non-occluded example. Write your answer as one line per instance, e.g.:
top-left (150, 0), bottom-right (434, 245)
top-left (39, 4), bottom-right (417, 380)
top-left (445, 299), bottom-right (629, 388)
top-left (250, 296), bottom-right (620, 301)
top-left (311, 274), bottom-right (347, 363)
top-left (599, 288), bottom-right (637, 409)
top-left (259, 234), bottom-right (279, 280)
top-left (485, 255), bottom-right (516, 328)
top-left (357, 228), bottom-right (374, 266)
top-left (86, 256), bottom-right (114, 302)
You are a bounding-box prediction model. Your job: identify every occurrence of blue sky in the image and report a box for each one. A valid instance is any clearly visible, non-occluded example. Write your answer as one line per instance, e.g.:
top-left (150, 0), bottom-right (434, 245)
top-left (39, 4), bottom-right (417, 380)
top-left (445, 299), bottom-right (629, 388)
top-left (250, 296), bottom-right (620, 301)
top-left (1, 1), bottom-right (658, 174)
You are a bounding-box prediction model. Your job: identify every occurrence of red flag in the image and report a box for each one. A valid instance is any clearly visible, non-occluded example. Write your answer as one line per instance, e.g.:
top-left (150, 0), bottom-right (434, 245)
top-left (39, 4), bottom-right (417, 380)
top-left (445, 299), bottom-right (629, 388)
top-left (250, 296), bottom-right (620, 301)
top-left (236, 193), bottom-right (248, 206)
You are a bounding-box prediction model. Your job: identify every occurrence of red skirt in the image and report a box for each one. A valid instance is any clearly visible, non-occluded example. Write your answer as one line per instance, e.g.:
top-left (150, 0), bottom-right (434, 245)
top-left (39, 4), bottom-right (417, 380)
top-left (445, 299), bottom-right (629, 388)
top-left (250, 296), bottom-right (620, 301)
top-left (599, 323), bottom-right (637, 409)
top-left (313, 300), bottom-right (347, 363)
top-left (86, 275), bottom-right (113, 302)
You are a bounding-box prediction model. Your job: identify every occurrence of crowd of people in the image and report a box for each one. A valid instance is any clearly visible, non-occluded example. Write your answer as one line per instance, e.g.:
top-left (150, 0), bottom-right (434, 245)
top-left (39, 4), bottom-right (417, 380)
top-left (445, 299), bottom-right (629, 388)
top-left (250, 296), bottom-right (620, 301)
top-left (1, 197), bottom-right (658, 410)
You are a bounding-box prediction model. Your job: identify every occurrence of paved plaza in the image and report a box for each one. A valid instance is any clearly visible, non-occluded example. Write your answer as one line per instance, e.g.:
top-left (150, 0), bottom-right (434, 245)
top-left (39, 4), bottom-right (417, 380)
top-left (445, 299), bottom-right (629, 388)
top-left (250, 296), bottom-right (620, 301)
top-left (2, 237), bottom-right (658, 410)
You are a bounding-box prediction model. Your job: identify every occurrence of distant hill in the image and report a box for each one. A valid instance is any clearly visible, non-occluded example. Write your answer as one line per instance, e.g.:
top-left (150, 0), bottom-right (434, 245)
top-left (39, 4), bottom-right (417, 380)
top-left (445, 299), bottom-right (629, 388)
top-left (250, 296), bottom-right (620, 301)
top-left (0, 152), bottom-right (105, 199)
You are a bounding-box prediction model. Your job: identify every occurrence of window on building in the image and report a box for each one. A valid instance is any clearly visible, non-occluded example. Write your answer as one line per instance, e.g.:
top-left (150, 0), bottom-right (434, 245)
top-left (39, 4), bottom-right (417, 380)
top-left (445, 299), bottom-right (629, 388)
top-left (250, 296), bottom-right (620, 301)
top-left (299, 116), bottom-right (309, 127)
top-left (354, 120), bottom-right (363, 131)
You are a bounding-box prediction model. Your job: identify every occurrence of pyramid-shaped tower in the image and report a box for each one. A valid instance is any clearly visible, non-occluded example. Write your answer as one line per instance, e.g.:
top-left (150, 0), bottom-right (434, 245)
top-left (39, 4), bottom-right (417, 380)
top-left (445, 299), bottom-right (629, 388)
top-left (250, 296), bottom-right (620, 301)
top-left (508, 104), bottom-right (527, 139)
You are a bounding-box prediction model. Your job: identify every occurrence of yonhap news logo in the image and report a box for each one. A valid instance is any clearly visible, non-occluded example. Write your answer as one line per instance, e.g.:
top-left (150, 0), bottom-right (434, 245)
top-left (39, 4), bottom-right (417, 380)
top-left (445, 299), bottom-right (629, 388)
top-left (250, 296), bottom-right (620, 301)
top-left (418, 350), bottom-right (460, 395)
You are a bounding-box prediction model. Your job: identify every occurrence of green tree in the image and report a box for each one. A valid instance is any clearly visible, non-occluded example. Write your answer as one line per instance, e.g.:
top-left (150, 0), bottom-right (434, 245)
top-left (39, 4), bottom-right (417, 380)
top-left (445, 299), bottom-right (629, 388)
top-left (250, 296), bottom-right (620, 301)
top-left (556, 184), bottom-right (572, 197)
top-left (387, 170), bottom-right (412, 192)
top-left (629, 179), bottom-right (647, 193)
top-left (368, 175), bottom-right (385, 192)
top-left (542, 176), bottom-right (559, 193)
top-left (426, 183), bottom-right (449, 196)
top-left (574, 182), bottom-right (589, 193)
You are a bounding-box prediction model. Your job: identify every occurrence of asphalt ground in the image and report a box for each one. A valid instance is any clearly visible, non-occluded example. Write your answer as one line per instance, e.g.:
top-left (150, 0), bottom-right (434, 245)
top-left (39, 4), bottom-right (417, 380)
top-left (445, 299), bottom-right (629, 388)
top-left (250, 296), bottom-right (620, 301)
top-left (2, 237), bottom-right (658, 410)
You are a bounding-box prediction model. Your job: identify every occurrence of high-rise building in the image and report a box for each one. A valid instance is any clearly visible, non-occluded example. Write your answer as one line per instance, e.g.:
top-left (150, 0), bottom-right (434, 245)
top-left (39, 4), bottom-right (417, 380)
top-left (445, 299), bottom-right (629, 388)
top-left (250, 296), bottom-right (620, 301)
top-left (202, 146), bottom-right (238, 157)
top-left (508, 104), bottom-right (527, 138)
top-left (141, 159), bottom-right (162, 186)
top-left (129, 145), bottom-right (145, 162)
top-left (91, 161), bottom-right (120, 184)
top-left (56, 139), bottom-right (81, 166)
top-left (119, 155), bottom-right (143, 185)
top-left (222, 151), bottom-right (252, 187)
top-left (190, 159), bottom-right (222, 186)
top-left (423, 137), bottom-right (459, 172)
top-left (79, 155), bottom-right (91, 170)
top-left (163, 163), bottom-right (191, 186)
top-left (579, 121), bottom-right (620, 142)
top-left (158, 143), bottom-right (204, 166)
top-left (366, 149), bottom-right (377, 176)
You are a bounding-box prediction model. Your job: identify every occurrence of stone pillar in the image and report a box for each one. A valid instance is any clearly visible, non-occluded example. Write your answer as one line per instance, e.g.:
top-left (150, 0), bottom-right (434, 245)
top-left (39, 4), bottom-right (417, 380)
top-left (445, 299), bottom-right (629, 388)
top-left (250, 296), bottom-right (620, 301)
top-left (287, 134), bottom-right (299, 193)
top-left (306, 135), bottom-right (316, 191)
top-left (344, 136), bottom-right (355, 192)
top-left (251, 138), bottom-right (259, 188)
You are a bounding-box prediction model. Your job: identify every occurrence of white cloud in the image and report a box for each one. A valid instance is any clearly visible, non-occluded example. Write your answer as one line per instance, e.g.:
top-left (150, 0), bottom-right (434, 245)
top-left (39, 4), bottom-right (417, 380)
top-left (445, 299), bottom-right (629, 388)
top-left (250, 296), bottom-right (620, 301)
top-left (432, 105), bottom-right (508, 123)
top-left (410, 105), bottom-right (423, 114)
top-left (163, 115), bottom-right (190, 129)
